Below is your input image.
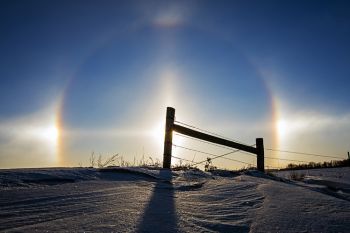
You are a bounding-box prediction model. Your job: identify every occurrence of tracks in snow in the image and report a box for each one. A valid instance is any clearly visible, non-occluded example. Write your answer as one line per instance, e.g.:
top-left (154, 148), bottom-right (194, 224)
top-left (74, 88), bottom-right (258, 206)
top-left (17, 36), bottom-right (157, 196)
top-left (0, 170), bottom-right (264, 233)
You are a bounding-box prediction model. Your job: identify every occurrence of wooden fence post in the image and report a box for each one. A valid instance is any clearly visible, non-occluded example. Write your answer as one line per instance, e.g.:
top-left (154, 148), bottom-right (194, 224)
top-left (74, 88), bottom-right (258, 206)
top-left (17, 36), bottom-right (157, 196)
top-left (256, 138), bottom-right (264, 172)
top-left (163, 107), bottom-right (175, 169)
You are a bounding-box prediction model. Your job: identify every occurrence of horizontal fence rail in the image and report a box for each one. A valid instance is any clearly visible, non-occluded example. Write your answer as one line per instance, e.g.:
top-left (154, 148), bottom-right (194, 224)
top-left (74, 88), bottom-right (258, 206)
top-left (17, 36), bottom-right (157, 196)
top-left (172, 124), bottom-right (257, 154)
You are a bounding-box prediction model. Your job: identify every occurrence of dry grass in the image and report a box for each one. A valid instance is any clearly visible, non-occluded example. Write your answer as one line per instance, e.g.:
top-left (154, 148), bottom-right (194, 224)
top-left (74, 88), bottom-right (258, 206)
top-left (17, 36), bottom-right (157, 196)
top-left (86, 152), bottom-right (164, 169)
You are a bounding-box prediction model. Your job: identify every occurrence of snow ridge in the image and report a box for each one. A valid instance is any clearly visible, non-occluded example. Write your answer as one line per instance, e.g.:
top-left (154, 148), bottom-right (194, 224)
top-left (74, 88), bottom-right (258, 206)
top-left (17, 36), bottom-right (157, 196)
top-left (0, 167), bottom-right (349, 232)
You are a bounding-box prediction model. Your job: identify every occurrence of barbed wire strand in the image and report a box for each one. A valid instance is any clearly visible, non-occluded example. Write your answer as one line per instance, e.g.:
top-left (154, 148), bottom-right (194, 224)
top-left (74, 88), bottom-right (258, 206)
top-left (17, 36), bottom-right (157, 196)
top-left (264, 165), bottom-right (282, 170)
top-left (265, 148), bottom-right (344, 160)
top-left (174, 153), bottom-right (280, 170)
top-left (172, 121), bottom-right (345, 167)
top-left (171, 155), bottom-right (196, 164)
top-left (173, 144), bottom-right (220, 157)
top-left (173, 144), bottom-right (251, 166)
top-left (235, 149), bottom-right (258, 158)
top-left (265, 156), bottom-right (309, 164)
top-left (218, 156), bottom-right (253, 165)
top-left (174, 120), bottom-right (345, 163)
top-left (175, 148), bottom-right (290, 169)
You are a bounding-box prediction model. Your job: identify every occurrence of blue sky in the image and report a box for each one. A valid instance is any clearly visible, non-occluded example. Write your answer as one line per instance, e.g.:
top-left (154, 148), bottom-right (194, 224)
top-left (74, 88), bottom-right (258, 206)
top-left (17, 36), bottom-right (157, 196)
top-left (1, 0), bottom-right (349, 168)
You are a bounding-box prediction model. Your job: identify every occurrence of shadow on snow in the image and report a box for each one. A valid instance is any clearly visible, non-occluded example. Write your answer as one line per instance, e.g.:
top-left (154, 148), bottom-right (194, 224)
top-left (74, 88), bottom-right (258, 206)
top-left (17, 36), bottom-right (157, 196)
top-left (136, 169), bottom-right (179, 233)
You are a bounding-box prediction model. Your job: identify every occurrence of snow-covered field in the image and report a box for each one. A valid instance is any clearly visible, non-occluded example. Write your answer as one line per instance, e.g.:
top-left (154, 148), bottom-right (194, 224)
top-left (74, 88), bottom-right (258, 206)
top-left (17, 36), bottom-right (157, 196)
top-left (0, 167), bottom-right (349, 232)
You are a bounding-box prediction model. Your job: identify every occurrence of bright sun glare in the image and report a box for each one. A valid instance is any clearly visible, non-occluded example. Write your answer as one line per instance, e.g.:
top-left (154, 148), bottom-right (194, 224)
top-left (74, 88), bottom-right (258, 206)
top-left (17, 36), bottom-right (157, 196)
top-left (45, 126), bottom-right (59, 144)
top-left (32, 125), bottom-right (59, 147)
top-left (151, 121), bottom-right (184, 144)
top-left (28, 124), bottom-right (59, 146)
top-left (277, 119), bottom-right (287, 138)
top-left (25, 123), bottom-right (60, 163)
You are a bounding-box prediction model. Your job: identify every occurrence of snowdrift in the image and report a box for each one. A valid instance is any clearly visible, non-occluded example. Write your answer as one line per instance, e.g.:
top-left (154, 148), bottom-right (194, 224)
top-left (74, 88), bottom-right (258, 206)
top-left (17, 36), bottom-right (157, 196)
top-left (0, 167), bottom-right (349, 232)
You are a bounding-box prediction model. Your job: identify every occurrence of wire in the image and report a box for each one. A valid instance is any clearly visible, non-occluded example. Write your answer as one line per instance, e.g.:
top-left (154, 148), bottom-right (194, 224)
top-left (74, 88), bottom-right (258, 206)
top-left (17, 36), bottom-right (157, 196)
top-left (265, 148), bottom-right (345, 160)
top-left (173, 144), bottom-right (252, 166)
top-left (193, 150), bottom-right (251, 166)
top-left (219, 156), bottom-right (254, 165)
top-left (173, 154), bottom-right (253, 168)
top-left (236, 149), bottom-right (257, 158)
top-left (173, 144), bottom-right (219, 157)
top-left (264, 165), bottom-right (282, 170)
top-left (171, 155), bottom-right (196, 163)
top-left (174, 120), bottom-right (252, 147)
top-left (265, 156), bottom-right (309, 164)
top-left (174, 120), bottom-right (345, 165)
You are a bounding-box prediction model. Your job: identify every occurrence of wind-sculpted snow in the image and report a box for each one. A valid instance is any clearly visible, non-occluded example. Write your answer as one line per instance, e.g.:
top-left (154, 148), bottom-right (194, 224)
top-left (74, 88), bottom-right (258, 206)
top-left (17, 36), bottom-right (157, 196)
top-left (273, 167), bottom-right (350, 202)
top-left (173, 176), bottom-right (263, 232)
top-left (249, 177), bottom-right (350, 233)
top-left (0, 167), bottom-right (349, 232)
top-left (274, 167), bottom-right (350, 185)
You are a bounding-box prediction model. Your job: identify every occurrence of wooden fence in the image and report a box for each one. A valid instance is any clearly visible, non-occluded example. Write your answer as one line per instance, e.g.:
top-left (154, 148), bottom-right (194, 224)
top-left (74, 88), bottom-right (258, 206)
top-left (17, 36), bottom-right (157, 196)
top-left (162, 107), bottom-right (265, 172)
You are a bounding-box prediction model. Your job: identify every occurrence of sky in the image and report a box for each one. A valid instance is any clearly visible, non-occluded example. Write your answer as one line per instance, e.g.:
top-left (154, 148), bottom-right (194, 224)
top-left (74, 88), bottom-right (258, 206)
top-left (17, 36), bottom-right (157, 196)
top-left (0, 0), bottom-right (350, 169)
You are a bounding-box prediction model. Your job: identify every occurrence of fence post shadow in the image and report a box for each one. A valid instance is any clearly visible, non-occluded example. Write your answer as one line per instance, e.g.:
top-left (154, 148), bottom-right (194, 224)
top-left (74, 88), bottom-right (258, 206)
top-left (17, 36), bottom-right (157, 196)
top-left (136, 169), bottom-right (179, 233)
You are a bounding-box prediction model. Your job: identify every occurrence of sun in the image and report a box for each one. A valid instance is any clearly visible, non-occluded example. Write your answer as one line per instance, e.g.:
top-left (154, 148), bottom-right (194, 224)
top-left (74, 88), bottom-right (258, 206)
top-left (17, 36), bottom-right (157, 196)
top-left (150, 120), bottom-right (186, 148)
top-left (33, 124), bottom-right (59, 150)
top-left (45, 125), bottom-right (59, 145)
top-left (277, 119), bottom-right (287, 139)
top-left (26, 123), bottom-right (60, 163)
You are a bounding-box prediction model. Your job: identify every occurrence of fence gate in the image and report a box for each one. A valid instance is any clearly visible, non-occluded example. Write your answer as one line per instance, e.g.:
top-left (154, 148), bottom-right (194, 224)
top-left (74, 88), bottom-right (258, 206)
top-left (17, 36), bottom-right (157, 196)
top-left (162, 107), bottom-right (265, 172)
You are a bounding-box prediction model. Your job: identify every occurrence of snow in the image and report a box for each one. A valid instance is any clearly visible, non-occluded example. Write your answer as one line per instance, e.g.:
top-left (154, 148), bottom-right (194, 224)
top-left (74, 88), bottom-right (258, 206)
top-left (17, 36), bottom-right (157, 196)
top-left (273, 167), bottom-right (350, 201)
top-left (273, 167), bottom-right (350, 185)
top-left (0, 167), bottom-right (349, 232)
